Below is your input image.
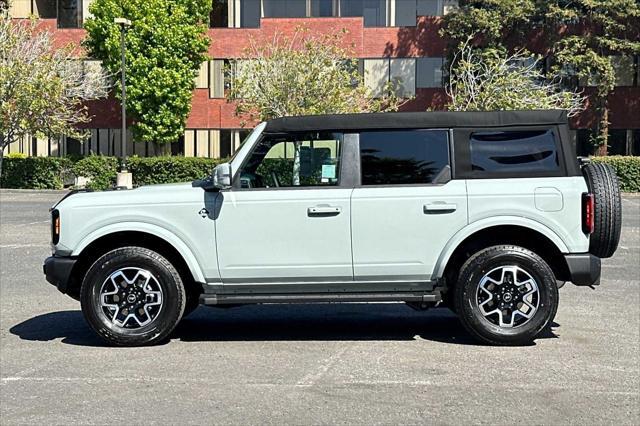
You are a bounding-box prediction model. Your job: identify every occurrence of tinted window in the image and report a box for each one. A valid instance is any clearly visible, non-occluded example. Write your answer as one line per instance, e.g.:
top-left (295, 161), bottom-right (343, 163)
top-left (240, 132), bottom-right (342, 189)
top-left (360, 130), bottom-right (450, 185)
top-left (470, 130), bottom-right (559, 173)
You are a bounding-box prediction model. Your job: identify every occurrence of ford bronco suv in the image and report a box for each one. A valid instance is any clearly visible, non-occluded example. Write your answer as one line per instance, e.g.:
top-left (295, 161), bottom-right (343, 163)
top-left (43, 110), bottom-right (621, 346)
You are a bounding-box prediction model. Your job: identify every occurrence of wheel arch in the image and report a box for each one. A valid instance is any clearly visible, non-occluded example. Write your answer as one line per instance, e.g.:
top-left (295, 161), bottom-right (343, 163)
top-left (66, 226), bottom-right (205, 300)
top-left (435, 219), bottom-right (571, 287)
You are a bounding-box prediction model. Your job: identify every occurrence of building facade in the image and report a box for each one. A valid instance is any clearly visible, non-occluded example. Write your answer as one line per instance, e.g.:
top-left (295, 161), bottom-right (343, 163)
top-left (6, 0), bottom-right (640, 157)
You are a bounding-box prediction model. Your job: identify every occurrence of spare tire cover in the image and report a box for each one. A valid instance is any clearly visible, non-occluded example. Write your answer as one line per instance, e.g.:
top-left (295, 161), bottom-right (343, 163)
top-left (582, 162), bottom-right (622, 258)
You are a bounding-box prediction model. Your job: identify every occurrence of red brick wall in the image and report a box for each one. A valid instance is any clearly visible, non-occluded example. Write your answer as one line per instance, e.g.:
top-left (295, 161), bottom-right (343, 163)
top-left (21, 17), bottom-right (639, 131)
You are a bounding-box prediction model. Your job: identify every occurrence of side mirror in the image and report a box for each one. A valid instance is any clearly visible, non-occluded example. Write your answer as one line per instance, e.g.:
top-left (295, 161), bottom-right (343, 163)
top-left (213, 162), bottom-right (232, 190)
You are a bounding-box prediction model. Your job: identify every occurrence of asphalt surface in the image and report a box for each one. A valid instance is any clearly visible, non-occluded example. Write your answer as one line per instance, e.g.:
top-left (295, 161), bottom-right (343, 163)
top-left (0, 190), bottom-right (638, 425)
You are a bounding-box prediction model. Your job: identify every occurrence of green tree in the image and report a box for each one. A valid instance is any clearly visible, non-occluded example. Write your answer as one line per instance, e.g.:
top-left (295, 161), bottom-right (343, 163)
top-left (442, 0), bottom-right (640, 155)
top-left (229, 29), bottom-right (405, 122)
top-left (1, 14), bottom-right (108, 177)
top-left (84, 0), bottom-right (211, 152)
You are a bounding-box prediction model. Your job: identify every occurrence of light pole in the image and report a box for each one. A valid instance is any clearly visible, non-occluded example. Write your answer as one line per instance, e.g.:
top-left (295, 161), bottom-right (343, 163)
top-left (114, 17), bottom-right (132, 188)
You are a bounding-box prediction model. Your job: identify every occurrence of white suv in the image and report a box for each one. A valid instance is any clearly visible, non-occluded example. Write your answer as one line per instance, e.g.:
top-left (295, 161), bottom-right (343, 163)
top-left (43, 110), bottom-right (621, 346)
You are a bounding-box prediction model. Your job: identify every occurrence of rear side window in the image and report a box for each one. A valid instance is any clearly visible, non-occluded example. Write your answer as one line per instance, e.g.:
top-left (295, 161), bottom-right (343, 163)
top-left (360, 130), bottom-right (450, 185)
top-left (470, 130), bottom-right (559, 174)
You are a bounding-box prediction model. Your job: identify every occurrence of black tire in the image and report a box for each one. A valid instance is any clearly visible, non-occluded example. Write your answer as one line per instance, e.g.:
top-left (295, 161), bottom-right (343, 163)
top-left (582, 162), bottom-right (622, 258)
top-left (454, 245), bottom-right (559, 346)
top-left (80, 247), bottom-right (186, 346)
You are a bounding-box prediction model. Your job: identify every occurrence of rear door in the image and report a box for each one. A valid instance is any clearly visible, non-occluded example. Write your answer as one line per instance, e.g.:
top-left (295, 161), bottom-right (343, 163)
top-left (350, 129), bottom-right (468, 284)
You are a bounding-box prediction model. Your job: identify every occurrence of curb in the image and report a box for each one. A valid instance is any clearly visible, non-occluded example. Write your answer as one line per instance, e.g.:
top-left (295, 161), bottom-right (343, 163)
top-left (0, 188), bottom-right (69, 194)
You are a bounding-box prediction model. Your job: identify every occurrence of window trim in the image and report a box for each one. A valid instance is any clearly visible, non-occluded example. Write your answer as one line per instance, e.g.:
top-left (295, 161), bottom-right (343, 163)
top-left (453, 126), bottom-right (568, 179)
top-left (355, 128), bottom-right (452, 188)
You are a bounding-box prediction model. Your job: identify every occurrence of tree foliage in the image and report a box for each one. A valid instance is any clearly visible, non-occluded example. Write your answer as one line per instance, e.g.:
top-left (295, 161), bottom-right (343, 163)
top-left (0, 14), bottom-right (108, 176)
top-left (83, 0), bottom-right (211, 146)
top-left (442, 0), bottom-right (640, 154)
top-left (447, 42), bottom-right (584, 116)
top-left (229, 29), bottom-right (406, 122)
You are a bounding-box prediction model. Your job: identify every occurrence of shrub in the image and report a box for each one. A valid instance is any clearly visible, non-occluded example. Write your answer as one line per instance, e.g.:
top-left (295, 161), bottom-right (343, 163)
top-left (72, 155), bottom-right (120, 190)
top-left (127, 156), bottom-right (223, 187)
top-left (0, 157), bottom-right (72, 189)
top-left (591, 156), bottom-right (640, 192)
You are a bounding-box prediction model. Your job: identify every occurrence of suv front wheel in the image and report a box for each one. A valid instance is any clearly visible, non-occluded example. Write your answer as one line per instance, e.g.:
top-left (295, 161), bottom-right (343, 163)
top-left (454, 245), bottom-right (559, 346)
top-left (80, 247), bottom-right (186, 346)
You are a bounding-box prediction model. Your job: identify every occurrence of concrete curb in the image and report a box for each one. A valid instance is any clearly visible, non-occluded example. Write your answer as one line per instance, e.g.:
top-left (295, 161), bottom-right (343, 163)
top-left (0, 188), bottom-right (69, 194)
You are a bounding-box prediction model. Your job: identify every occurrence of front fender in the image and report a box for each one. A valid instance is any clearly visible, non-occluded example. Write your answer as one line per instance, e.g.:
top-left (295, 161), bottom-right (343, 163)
top-left (72, 221), bottom-right (207, 284)
top-left (432, 216), bottom-right (570, 280)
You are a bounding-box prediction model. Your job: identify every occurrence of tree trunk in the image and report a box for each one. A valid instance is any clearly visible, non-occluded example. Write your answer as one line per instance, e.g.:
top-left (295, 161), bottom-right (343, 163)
top-left (596, 101), bottom-right (609, 156)
top-left (0, 146), bottom-right (4, 183)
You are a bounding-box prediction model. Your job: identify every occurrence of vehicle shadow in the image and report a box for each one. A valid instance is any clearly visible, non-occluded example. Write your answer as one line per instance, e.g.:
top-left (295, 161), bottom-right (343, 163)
top-left (10, 304), bottom-right (559, 347)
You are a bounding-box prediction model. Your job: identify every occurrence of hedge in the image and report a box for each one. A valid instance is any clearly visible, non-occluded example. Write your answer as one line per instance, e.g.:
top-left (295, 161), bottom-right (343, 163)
top-left (1, 155), bottom-right (638, 192)
top-left (591, 156), bottom-right (640, 193)
top-left (0, 157), bottom-right (72, 189)
top-left (128, 156), bottom-right (221, 187)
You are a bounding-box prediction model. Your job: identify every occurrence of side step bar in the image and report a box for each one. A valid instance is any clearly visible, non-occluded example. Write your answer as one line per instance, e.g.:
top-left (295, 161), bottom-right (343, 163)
top-left (200, 292), bottom-right (441, 305)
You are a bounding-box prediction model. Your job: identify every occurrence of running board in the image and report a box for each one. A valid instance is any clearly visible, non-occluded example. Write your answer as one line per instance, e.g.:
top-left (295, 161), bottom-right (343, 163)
top-left (199, 292), bottom-right (441, 305)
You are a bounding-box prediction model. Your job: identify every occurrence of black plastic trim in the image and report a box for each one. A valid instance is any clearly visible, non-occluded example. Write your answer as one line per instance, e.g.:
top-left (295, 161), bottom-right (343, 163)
top-left (565, 253), bottom-right (601, 286)
top-left (200, 292), bottom-right (441, 305)
top-left (43, 256), bottom-right (77, 294)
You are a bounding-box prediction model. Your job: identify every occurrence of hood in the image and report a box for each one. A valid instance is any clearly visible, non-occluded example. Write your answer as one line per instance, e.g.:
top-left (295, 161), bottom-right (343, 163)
top-left (55, 181), bottom-right (204, 210)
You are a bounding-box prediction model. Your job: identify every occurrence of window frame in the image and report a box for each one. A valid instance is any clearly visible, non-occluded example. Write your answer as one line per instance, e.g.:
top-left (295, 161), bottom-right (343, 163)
top-left (230, 132), bottom-right (358, 191)
top-left (354, 128), bottom-right (453, 188)
top-left (453, 126), bottom-right (568, 179)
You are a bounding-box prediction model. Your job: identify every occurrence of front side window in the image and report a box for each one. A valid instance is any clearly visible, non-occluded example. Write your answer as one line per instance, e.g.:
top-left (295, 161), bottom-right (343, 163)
top-left (470, 130), bottom-right (559, 173)
top-left (360, 130), bottom-right (450, 185)
top-left (239, 132), bottom-right (342, 189)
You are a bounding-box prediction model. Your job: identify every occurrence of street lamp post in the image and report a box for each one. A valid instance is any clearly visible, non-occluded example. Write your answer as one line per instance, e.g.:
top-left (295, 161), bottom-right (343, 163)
top-left (114, 17), bottom-right (132, 188)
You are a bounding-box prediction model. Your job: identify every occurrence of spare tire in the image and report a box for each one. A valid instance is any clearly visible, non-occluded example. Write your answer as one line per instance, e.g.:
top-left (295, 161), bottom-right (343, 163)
top-left (582, 162), bottom-right (622, 258)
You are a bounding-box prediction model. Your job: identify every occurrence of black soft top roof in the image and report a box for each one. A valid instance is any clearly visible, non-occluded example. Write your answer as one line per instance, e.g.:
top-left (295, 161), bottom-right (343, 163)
top-left (264, 110), bottom-right (568, 133)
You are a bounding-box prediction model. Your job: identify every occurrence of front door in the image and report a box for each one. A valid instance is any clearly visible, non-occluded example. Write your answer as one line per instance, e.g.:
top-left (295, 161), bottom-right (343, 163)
top-left (215, 131), bottom-right (353, 286)
top-left (351, 129), bottom-right (468, 283)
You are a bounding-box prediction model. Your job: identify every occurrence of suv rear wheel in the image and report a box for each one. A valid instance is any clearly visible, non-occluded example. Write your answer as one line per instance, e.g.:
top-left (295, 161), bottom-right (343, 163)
top-left (80, 247), bottom-right (186, 346)
top-left (454, 245), bottom-right (558, 346)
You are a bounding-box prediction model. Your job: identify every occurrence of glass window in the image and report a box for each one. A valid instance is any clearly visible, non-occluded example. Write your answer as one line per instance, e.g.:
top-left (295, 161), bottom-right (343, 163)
top-left (608, 129), bottom-right (628, 155)
top-left (263, 0), bottom-right (306, 18)
top-left (241, 0), bottom-right (260, 28)
top-left (470, 130), bottom-right (560, 174)
top-left (417, 0), bottom-right (441, 16)
top-left (33, 0), bottom-right (57, 18)
top-left (395, 0), bottom-right (416, 26)
top-left (416, 57), bottom-right (444, 88)
top-left (342, 0), bottom-right (387, 27)
top-left (360, 130), bottom-right (450, 185)
top-left (57, 0), bottom-right (81, 28)
top-left (311, 0), bottom-right (335, 17)
top-left (239, 132), bottom-right (342, 188)
top-left (210, 0), bottom-right (229, 27)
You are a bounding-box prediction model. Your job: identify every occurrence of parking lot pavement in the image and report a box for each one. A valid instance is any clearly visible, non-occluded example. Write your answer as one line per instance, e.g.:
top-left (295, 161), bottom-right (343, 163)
top-left (0, 189), bottom-right (638, 425)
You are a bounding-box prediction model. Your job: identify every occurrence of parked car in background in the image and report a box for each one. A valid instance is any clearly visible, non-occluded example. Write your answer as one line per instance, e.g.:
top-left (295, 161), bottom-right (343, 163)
top-left (44, 110), bottom-right (621, 346)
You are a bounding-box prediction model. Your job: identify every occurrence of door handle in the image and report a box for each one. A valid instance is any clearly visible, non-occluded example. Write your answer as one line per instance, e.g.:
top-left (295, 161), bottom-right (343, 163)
top-left (308, 206), bottom-right (341, 216)
top-left (424, 203), bottom-right (457, 214)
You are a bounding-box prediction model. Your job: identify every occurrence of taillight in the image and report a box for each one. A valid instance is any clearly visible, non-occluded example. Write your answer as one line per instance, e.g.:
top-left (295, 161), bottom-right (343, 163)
top-left (51, 209), bottom-right (60, 244)
top-left (582, 193), bottom-right (594, 234)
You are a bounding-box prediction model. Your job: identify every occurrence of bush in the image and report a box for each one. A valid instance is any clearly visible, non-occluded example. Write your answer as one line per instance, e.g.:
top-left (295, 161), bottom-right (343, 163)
top-left (72, 156), bottom-right (120, 190)
top-left (591, 156), bottom-right (640, 192)
top-left (127, 156), bottom-right (223, 187)
top-left (0, 157), bottom-right (72, 189)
